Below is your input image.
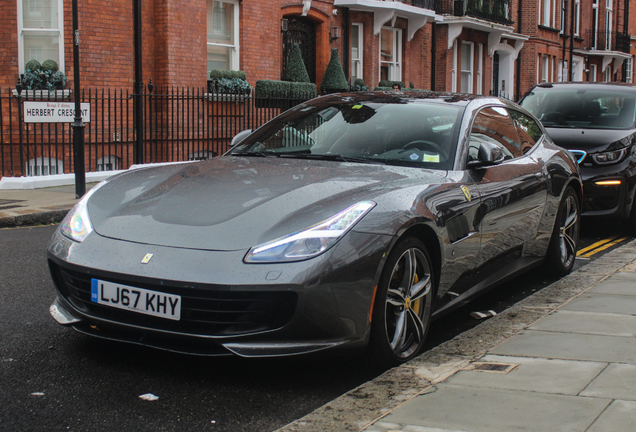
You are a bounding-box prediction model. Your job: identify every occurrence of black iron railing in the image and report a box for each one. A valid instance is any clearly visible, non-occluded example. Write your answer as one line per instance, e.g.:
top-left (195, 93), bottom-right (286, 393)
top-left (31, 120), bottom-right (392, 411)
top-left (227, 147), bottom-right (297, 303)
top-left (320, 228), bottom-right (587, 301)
top-left (436, 0), bottom-right (513, 25)
top-left (0, 86), bottom-right (311, 178)
top-left (582, 30), bottom-right (631, 53)
top-left (397, 0), bottom-right (437, 9)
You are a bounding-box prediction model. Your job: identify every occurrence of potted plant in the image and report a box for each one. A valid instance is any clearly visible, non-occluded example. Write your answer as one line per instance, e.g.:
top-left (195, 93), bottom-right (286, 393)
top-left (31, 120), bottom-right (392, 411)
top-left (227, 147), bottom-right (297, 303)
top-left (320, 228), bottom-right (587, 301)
top-left (19, 59), bottom-right (67, 96)
top-left (207, 70), bottom-right (252, 116)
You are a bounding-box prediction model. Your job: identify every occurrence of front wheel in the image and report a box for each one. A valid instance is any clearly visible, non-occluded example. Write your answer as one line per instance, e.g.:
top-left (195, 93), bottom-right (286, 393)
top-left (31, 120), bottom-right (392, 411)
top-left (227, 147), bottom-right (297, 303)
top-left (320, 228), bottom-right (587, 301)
top-left (365, 237), bottom-right (435, 368)
top-left (546, 187), bottom-right (580, 276)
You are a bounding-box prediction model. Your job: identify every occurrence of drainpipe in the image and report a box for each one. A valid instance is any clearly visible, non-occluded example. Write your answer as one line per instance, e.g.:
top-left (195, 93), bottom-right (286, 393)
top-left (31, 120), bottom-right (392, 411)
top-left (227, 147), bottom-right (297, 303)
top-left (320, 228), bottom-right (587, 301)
top-left (516, 0), bottom-right (522, 100)
top-left (431, 22), bottom-right (436, 91)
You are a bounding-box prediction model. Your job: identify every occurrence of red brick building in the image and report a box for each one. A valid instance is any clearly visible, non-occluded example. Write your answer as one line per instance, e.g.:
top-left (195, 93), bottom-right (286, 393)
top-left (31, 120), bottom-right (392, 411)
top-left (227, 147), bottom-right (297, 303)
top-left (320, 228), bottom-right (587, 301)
top-left (0, 0), bottom-right (634, 180)
top-left (2, 0), bottom-right (633, 99)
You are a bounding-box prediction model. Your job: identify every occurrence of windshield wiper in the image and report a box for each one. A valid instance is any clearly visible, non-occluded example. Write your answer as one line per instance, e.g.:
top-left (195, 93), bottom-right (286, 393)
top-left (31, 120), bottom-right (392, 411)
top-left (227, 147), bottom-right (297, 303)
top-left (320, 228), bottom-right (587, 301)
top-left (280, 153), bottom-right (386, 164)
top-left (231, 150), bottom-right (281, 157)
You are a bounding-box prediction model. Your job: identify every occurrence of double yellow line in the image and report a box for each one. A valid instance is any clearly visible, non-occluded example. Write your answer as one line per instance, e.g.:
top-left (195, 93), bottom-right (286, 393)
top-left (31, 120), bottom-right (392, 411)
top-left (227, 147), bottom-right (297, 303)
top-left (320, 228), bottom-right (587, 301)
top-left (577, 236), bottom-right (628, 258)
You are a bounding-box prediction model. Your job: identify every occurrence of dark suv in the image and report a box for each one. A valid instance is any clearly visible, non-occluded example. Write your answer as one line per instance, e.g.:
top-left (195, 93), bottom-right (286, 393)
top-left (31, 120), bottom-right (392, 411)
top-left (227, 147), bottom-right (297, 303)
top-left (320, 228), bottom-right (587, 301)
top-left (520, 82), bottom-right (636, 224)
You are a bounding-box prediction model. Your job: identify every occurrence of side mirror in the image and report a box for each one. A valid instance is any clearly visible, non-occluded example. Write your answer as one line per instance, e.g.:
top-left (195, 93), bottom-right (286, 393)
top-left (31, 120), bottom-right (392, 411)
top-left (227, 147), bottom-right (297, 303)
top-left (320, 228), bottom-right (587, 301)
top-left (467, 141), bottom-right (505, 169)
top-left (230, 129), bottom-right (252, 148)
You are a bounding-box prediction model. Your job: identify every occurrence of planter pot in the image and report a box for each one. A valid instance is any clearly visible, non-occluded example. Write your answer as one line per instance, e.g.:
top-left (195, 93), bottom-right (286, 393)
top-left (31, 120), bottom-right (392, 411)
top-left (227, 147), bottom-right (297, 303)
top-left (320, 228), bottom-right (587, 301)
top-left (205, 94), bottom-right (248, 116)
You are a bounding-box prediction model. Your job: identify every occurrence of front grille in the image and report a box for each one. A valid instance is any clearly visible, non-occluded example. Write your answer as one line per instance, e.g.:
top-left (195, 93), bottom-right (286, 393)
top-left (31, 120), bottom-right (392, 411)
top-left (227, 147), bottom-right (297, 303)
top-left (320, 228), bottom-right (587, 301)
top-left (49, 261), bottom-right (297, 337)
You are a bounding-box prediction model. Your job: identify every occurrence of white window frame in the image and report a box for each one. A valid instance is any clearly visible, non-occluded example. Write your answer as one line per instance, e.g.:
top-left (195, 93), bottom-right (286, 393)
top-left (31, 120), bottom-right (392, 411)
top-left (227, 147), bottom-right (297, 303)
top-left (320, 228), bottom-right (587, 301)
top-left (189, 150), bottom-right (215, 161)
top-left (626, 58), bottom-right (633, 83)
top-left (591, 64), bottom-right (597, 82)
top-left (574, 0), bottom-right (580, 37)
top-left (541, 0), bottom-right (555, 27)
top-left (207, 0), bottom-right (240, 74)
top-left (17, 0), bottom-right (65, 74)
top-left (351, 23), bottom-right (363, 83)
top-left (379, 27), bottom-right (402, 82)
top-left (542, 55), bottom-right (550, 82)
top-left (476, 43), bottom-right (483, 95)
top-left (26, 156), bottom-right (63, 176)
top-left (452, 40), bottom-right (458, 92)
top-left (97, 156), bottom-right (121, 171)
top-left (460, 41), bottom-right (474, 93)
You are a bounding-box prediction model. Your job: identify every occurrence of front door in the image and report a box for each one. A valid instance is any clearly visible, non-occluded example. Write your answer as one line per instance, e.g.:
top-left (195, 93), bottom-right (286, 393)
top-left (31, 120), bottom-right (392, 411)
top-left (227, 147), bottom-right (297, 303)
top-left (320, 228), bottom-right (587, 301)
top-left (283, 17), bottom-right (317, 83)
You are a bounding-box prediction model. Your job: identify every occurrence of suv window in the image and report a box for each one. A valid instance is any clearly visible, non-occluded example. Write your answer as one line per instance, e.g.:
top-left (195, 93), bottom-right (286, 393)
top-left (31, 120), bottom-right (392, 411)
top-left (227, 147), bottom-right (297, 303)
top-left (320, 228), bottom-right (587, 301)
top-left (520, 86), bottom-right (636, 129)
top-left (468, 107), bottom-right (522, 162)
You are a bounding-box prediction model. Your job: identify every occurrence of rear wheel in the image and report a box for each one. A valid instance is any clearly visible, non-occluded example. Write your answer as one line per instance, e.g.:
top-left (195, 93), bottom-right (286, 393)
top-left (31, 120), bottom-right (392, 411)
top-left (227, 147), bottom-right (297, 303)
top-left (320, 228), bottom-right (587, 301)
top-left (365, 237), bottom-right (435, 368)
top-left (546, 187), bottom-right (580, 276)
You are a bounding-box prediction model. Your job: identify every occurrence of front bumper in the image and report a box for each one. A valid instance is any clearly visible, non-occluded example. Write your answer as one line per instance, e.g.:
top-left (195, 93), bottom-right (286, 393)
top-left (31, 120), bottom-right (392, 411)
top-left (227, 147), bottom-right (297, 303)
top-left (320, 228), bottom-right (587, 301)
top-left (47, 229), bottom-right (391, 357)
top-left (579, 157), bottom-right (636, 218)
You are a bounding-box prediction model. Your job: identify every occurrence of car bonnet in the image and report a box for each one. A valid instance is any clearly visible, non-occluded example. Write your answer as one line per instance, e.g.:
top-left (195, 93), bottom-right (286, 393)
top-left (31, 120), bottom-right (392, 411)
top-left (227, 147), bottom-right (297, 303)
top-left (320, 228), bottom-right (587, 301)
top-left (86, 157), bottom-right (436, 251)
top-left (546, 127), bottom-right (636, 153)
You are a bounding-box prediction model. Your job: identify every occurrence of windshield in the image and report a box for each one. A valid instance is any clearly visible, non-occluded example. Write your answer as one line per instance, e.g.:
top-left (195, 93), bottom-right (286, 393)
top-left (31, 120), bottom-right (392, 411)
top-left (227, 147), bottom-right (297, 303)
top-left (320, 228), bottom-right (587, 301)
top-left (520, 86), bottom-right (636, 129)
top-left (229, 99), bottom-right (463, 170)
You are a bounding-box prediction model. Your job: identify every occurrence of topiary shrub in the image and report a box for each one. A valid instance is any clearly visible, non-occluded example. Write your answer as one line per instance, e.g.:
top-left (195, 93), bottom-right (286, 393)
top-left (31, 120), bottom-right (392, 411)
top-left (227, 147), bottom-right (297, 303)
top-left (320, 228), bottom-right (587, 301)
top-left (378, 80), bottom-right (390, 88)
top-left (283, 44), bottom-right (311, 83)
top-left (25, 59), bottom-right (42, 72)
top-left (352, 78), bottom-right (369, 91)
top-left (320, 48), bottom-right (349, 94)
top-left (41, 59), bottom-right (59, 73)
top-left (255, 79), bottom-right (317, 109)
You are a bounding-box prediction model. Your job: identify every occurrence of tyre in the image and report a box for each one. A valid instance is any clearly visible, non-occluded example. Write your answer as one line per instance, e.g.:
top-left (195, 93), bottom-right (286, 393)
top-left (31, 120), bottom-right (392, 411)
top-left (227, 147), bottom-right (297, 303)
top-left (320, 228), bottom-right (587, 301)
top-left (365, 237), bottom-right (435, 368)
top-left (546, 187), bottom-right (580, 276)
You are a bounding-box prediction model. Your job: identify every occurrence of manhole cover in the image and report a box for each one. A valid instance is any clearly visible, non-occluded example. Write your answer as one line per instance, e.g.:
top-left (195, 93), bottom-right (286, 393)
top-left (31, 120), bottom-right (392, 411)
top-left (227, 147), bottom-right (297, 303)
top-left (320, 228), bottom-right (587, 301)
top-left (472, 362), bottom-right (518, 374)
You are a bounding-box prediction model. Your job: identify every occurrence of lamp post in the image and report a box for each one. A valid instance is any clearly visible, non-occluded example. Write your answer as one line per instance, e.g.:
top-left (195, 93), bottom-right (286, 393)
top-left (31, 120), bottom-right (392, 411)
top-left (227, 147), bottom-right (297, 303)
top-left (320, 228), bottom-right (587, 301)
top-left (71, 0), bottom-right (86, 198)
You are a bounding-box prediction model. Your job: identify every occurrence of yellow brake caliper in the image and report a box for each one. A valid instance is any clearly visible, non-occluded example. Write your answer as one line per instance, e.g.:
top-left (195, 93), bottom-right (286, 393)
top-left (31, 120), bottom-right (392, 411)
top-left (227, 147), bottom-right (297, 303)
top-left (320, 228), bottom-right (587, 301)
top-left (411, 274), bottom-right (421, 314)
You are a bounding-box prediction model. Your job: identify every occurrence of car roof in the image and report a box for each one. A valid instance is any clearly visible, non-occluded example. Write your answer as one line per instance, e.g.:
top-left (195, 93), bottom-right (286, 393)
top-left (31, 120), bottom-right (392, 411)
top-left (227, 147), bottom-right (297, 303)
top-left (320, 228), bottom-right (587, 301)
top-left (313, 91), bottom-right (509, 108)
top-left (532, 82), bottom-right (636, 92)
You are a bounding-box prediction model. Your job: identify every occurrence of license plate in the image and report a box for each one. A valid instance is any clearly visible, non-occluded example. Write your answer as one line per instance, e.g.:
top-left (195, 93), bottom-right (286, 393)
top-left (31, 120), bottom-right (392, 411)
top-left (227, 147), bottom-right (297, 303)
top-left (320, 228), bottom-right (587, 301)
top-left (91, 279), bottom-right (181, 321)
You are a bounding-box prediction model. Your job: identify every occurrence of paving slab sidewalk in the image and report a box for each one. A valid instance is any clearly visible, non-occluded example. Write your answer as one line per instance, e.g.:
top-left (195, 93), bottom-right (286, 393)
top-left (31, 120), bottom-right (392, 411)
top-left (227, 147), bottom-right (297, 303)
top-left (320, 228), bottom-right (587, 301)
top-left (277, 241), bottom-right (636, 432)
top-left (0, 184), bottom-right (83, 228)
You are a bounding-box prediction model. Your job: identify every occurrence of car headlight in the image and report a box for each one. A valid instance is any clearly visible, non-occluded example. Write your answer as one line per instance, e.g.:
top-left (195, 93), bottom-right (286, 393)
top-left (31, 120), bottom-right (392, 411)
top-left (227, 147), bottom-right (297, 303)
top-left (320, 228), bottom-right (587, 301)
top-left (591, 148), bottom-right (628, 165)
top-left (60, 181), bottom-right (107, 242)
top-left (244, 201), bottom-right (376, 263)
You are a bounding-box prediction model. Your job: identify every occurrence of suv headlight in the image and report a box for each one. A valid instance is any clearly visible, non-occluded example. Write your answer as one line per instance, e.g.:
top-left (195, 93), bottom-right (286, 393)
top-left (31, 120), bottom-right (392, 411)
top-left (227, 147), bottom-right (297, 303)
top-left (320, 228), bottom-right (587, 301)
top-left (591, 148), bottom-right (628, 165)
top-left (244, 201), bottom-right (376, 263)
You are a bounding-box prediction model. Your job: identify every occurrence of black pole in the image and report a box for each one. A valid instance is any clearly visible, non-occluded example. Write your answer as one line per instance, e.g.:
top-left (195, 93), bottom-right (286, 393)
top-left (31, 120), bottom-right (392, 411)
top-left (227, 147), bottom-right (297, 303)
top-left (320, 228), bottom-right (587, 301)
top-left (562, 0), bottom-right (568, 81)
top-left (343, 7), bottom-right (350, 81)
top-left (71, 0), bottom-right (86, 198)
top-left (568, 0), bottom-right (574, 80)
top-left (133, 0), bottom-right (143, 164)
top-left (431, 22), bottom-right (436, 91)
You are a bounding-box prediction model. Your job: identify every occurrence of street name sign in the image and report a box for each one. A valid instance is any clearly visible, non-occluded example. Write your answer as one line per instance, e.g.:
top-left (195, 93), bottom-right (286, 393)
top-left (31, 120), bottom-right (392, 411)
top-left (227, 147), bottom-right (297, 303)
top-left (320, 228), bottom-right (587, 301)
top-left (24, 101), bottom-right (91, 123)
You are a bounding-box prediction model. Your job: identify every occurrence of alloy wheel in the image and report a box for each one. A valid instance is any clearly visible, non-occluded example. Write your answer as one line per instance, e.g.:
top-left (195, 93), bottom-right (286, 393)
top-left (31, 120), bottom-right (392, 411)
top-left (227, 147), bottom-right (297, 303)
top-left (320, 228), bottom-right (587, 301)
top-left (384, 247), bottom-right (432, 359)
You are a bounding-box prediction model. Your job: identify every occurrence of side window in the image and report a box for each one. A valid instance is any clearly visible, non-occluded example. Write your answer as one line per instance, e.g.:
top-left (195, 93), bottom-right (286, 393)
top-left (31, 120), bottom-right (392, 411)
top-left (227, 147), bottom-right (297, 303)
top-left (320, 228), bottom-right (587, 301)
top-left (469, 107), bottom-right (522, 162)
top-left (509, 110), bottom-right (544, 154)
